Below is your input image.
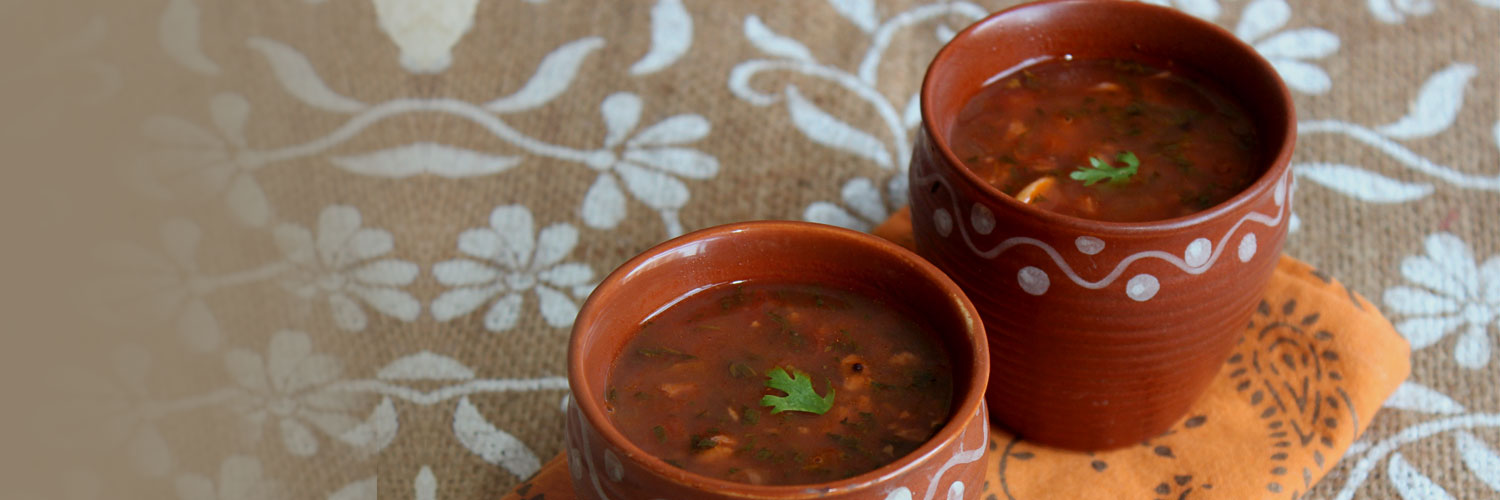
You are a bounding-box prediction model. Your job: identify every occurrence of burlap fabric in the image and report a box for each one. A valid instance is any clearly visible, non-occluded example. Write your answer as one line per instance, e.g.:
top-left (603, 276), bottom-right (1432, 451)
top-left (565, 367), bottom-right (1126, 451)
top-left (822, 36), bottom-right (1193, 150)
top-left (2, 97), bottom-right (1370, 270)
top-left (1, 0), bottom-right (1495, 499)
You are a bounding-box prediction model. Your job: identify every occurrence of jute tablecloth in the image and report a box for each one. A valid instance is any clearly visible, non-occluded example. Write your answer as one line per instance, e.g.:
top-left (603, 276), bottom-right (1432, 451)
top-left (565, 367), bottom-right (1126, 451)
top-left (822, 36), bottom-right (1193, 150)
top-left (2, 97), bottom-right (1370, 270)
top-left (1, 0), bottom-right (1495, 498)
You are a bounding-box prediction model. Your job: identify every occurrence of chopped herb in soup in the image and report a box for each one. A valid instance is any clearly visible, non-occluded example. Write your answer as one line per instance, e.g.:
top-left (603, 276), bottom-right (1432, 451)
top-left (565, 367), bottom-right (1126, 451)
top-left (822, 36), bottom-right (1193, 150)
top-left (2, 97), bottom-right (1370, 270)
top-left (605, 282), bottom-right (953, 485)
top-left (950, 57), bottom-right (1262, 222)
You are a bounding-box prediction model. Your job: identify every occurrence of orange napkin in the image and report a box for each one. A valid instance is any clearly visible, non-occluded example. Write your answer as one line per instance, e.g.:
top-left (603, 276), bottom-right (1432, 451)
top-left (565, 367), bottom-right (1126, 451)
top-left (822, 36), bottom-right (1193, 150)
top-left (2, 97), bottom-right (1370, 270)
top-left (503, 208), bottom-right (1410, 500)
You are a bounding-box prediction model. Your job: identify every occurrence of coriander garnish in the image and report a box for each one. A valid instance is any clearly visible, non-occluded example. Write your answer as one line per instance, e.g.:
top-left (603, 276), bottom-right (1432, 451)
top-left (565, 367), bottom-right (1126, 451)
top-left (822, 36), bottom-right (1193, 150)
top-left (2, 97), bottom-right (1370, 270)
top-left (1070, 151), bottom-right (1140, 186)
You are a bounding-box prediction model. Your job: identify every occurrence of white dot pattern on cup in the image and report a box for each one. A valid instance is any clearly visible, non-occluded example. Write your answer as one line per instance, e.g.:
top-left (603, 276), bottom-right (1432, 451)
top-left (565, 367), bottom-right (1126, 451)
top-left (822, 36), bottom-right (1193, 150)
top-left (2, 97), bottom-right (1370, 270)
top-left (948, 481), bottom-right (966, 500)
top-left (1075, 236), bottom-right (1105, 255)
top-left (1018, 266), bottom-right (1050, 295)
top-left (1126, 274), bottom-right (1160, 302)
top-left (604, 449), bottom-right (623, 482)
top-left (970, 203), bottom-right (995, 235)
top-left (1239, 233), bottom-right (1258, 262)
top-left (934, 208), bottom-right (953, 237)
top-left (1185, 238), bottom-right (1212, 268)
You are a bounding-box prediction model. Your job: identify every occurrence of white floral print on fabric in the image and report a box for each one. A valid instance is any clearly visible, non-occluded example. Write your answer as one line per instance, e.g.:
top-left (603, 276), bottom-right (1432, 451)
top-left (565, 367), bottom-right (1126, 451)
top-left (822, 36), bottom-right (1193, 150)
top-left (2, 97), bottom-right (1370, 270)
top-left (629, 0), bottom-right (693, 75)
top-left (226, 330), bottom-right (361, 457)
top-left (1140, 0), bottom-right (1222, 20)
top-left (1383, 232), bottom-right (1500, 369)
top-left (432, 205), bottom-right (594, 331)
top-left (580, 92), bottom-right (718, 236)
top-left (94, 219), bottom-right (222, 351)
top-left (1233, 0), bottom-right (1340, 95)
top-left (174, 455), bottom-right (283, 500)
top-left (274, 205), bottom-right (420, 332)
top-left (158, 0), bottom-right (220, 75)
top-left (804, 176), bottom-right (900, 232)
top-left (371, 0), bottom-right (481, 74)
top-left (130, 93), bottom-right (271, 227)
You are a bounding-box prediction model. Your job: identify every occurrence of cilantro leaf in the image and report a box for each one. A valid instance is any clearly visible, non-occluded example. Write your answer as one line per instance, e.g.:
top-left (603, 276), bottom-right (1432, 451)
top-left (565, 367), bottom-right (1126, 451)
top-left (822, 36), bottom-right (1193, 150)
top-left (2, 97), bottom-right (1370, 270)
top-left (1069, 151), bottom-right (1140, 186)
top-left (760, 367), bottom-right (834, 415)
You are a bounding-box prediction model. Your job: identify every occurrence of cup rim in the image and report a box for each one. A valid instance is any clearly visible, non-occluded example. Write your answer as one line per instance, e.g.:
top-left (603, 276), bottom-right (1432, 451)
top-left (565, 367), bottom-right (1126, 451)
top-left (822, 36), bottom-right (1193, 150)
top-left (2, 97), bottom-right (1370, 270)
top-left (919, 0), bottom-right (1296, 234)
top-left (567, 220), bottom-right (988, 498)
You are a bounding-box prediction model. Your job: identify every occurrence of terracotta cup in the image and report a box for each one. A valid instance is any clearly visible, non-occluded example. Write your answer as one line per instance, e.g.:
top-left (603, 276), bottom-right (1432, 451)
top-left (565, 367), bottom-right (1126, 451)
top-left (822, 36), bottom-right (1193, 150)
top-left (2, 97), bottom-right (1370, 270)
top-left (908, 0), bottom-right (1295, 450)
top-left (566, 221), bottom-right (990, 500)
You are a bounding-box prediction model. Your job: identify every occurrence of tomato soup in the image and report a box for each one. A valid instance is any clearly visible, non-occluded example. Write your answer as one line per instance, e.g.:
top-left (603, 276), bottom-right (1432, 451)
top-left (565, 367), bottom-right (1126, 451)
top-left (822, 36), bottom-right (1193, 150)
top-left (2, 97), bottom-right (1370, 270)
top-left (604, 281), bottom-right (953, 485)
top-left (949, 57), bottom-right (1261, 222)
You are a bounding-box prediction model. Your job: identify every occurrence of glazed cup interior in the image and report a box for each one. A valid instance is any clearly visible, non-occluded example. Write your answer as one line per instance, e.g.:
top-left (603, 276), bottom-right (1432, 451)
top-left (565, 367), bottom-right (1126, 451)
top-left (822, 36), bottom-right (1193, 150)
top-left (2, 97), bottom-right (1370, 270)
top-left (922, 0), bottom-right (1295, 229)
top-left (568, 221), bottom-right (988, 495)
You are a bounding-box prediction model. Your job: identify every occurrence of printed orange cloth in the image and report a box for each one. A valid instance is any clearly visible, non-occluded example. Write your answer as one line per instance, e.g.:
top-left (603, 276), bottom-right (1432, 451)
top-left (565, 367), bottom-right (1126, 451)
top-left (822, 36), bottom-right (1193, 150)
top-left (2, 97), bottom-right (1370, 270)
top-left (501, 207), bottom-right (1410, 500)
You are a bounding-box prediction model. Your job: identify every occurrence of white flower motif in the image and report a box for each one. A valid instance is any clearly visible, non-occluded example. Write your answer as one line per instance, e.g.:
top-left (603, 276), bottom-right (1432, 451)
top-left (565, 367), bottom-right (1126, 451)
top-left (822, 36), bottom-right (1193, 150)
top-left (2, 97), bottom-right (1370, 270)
top-left (128, 93), bottom-right (272, 226)
top-left (174, 455), bottom-right (283, 500)
top-left (804, 176), bottom-right (904, 232)
top-left (93, 219), bottom-right (223, 351)
top-left (1383, 232), bottom-right (1500, 369)
top-left (580, 92), bottom-right (718, 236)
top-left (274, 205), bottom-right (420, 332)
top-left (1139, 0), bottom-right (1222, 20)
top-left (1233, 0), bottom-right (1340, 94)
top-left (1367, 0), bottom-right (1435, 24)
top-left (225, 330), bottom-right (360, 457)
top-left (432, 205), bottom-right (594, 331)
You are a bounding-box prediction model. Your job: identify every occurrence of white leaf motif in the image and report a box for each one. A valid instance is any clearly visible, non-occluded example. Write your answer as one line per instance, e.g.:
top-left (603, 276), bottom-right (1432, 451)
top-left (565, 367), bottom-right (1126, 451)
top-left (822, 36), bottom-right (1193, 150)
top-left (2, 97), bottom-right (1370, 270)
top-left (744, 15), bottom-right (815, 63)
top-left (226, 176), bottom-right (272, 227)
top-left (453, 397), bottom-right (542, 478)
top-left (1255, 29), bottom-right (1338, 60)
top-left (326, 477), bottom-right (376, 500)
top-left (331, 143), bottom-right (522, 179)
top-left (804, 202), bottom-right (869, 232)
top-left (1179, 0), bottom-right (1222, 20)
top-left (378, 351), bottom-right (476, 380)
top-left (785, 86), bottom-right (892, 168)
top-left (1236, 0), bottom-right (1290, 42)
top-left (828, 0), bottom-right (879, 32)
top-left (582, 174), bottom-right (627, 229)
top-left (415, 466), bottom-right (437, 500)
top-left (1384, 381), bottom-right (1466, 414)
top-left (630, 0), bottom-right (692, 75)
top-left (486, 37), bottom-right (606, 113)
top-left (902, 92), bottom-right (921, 129)
top-left (1456, 431), bottom-right (1500, 493)
top-left (339, 397), bottom-right (399, 453)
top-left (247, 37), bottom-right (367, 113)
top-left (1367, 0), bottom-right (1435, 23)
top-left (1389, 452), bottom-right (1457, 500)
top-left (1296, 163), bottom-right (1433, 203)
top-left (159, 0), bottom-right (220, 74)
top-left (1377, 63), bottom-right (1477, 139)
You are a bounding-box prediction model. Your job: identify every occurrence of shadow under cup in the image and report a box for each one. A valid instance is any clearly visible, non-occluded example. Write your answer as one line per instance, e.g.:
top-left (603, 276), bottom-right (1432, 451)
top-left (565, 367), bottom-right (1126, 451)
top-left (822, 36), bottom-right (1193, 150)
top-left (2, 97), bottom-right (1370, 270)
top-left (908, 0), bottom-right (1296, 450)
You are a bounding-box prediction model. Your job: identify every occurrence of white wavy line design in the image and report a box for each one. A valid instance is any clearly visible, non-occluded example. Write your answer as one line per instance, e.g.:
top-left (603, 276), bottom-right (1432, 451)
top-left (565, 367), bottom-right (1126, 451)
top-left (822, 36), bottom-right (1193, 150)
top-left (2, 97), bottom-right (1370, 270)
top-left (912, 168), bottom-right (1290, 291)
top-left (917, 403), bottom-right (988, 500)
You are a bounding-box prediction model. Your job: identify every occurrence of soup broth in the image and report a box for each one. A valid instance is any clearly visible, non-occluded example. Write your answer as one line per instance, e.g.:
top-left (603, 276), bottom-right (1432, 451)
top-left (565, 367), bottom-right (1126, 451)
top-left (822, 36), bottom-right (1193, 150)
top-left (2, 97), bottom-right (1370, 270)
top-left (605, 282), bottom-right (953, 485)
top-left (949, 57), bottom-right (1261, 222)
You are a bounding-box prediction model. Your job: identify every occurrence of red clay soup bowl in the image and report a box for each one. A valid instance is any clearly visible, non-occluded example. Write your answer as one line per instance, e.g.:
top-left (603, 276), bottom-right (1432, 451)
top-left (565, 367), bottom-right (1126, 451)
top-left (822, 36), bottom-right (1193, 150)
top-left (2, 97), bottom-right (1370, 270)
top-left (567, 221), bottom-right (990, 500)
top-left (908, 0), bottom-right (1295, 450)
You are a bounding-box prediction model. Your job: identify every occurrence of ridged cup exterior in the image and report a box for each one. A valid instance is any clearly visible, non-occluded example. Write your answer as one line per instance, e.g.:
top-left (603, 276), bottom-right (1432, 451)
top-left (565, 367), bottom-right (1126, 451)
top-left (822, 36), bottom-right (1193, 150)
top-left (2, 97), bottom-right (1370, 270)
top-left (566, 221), bottom-right (990, 499)
top-left (908, 0), bottom-right (1296, 450)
